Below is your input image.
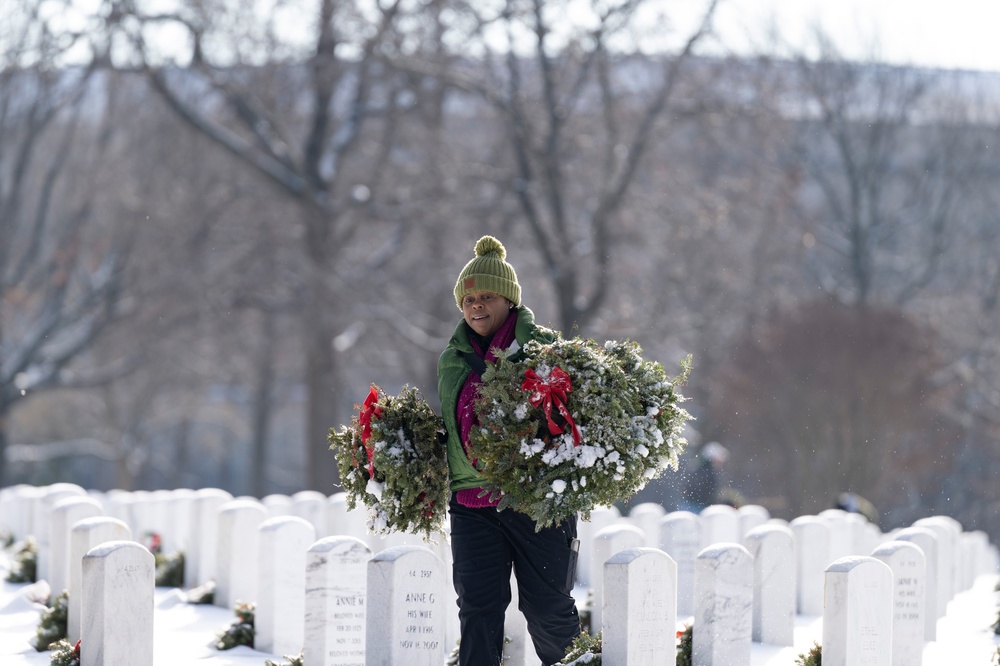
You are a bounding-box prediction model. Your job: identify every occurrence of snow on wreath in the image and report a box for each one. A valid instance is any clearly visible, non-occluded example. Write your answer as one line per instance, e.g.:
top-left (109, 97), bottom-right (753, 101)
top-left (471, 337), bottom-right (693, 530)
top-left (328, 384), bottom-right (449, 540)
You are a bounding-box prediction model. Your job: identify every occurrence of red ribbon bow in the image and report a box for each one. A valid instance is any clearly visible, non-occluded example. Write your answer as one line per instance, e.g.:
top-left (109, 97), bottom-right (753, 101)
top-left (521, 366), bottom-right (582, 446)
top-left (358, 386), bottom-right (382, 476)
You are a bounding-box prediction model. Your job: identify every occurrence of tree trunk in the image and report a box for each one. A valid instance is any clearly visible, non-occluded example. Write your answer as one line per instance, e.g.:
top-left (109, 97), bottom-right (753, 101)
top-left (305, 320), bottom-right (339, 492)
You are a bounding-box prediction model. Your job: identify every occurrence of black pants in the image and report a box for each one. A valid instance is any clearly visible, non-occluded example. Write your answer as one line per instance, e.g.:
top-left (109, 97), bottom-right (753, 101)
top-left (449, 495), bottom-right (580, 666)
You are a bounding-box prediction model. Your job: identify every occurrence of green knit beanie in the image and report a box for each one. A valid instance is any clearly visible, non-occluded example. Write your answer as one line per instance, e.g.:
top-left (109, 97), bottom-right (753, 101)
top-left (454, 236), bottom-right (522, 309)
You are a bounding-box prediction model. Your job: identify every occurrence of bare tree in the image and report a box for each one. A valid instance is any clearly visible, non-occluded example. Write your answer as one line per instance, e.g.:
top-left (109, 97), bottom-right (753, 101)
top-left (787, 40), bottom-right (967, 308)
top-left (396, 0), bottom-right (720, 333)
top-left (0, 5), bottom-right (129, 483)
top-left (105, 0), bottom-right (428, 490)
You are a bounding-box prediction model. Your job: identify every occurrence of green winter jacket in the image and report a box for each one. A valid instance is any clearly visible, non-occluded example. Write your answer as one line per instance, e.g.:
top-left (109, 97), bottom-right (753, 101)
top-left (437, 306), bottom-right (557, 492)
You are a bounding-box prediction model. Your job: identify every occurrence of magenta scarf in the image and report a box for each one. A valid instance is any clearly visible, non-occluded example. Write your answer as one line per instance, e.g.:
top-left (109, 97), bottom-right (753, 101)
top-left (454, 310), bottom-right (518, 508)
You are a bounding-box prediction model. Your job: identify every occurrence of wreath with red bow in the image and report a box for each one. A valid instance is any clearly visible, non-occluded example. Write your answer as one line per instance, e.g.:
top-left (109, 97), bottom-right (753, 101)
top-left (328, 384), bottom-right (449, 539)
top-left (471, 337), bottom-right (692, 529)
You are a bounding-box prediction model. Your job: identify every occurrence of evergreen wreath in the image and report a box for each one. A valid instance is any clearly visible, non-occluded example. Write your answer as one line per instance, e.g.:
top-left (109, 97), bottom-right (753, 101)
top-left (471, 337), bottom-right (692, 528)
top-left (34, 590), bottom-right (69, 651)
top-left (676, 624), bottom-right (693, 666)
top-left (795, 641), bottom-right (822, 666)
top-left (5, 537), bottom-right (38, 583)
top-left (48, 639), bottom-right (80, 666)
top-left (265, 652), bottom-right (304, 666)
top-left (214, 601), bottom-right (255, 650)
top-left (329, 384), bottom-right (450, 540)
top-left (557, 630), bottom-right (602, 664)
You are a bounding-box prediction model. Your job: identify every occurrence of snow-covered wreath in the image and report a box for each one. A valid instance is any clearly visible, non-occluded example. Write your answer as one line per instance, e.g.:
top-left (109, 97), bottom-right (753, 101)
top-left (328, 384), bottom-right (449, 540)
top-left (471, 337), bottom-right (692, 529)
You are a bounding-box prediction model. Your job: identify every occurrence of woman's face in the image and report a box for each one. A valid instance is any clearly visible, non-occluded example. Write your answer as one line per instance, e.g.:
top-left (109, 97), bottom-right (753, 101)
top-left (462, 291), bottom-right (512, 337)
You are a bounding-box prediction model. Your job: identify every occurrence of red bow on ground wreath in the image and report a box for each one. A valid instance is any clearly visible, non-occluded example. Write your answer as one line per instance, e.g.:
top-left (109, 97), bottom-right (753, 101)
top-left (521, 367), bottom-right (582, 446)
top-left (358, 386), bottom-right (382, 476)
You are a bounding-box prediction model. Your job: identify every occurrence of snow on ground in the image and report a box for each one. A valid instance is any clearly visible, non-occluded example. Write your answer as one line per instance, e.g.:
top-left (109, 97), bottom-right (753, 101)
top-left (1, 552), bottom-right (998, 665)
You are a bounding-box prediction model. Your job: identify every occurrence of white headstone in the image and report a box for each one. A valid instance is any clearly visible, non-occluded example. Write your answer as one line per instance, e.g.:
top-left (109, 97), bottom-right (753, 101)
top-left (503, 572), bottom-right (530, 666)
top-left (214, 498), bottom-right (268, 609)
top-left (162, 488), bottom-right (195, 555)
top-left (257, 516), bottom-right (317, 657)
top-left (659, 511), bottom-right (700, 618)
top-left (304, 536), bottom-right (372, 666)
top-left (263, 494), bottom-right (294, 517)
top-left (589, 523), bottom-right (645, 632)
top-left (576, 505), bottom-right (620, 586)
top-left (626, 502), bottom-right (666, 548)
top-left (603, 547), bottom-right (678, 666)
top-left (292, 490), bottom-right (329, 537)
top-left (186, 487), bottom-right (233, 588)
top-left (892, 526), bottom-right (939, 640)
top-left (82, 540), bottom-right (155, 666)
top-left (327, 493), bottom-right (382, 554)
top-left (699, 504), bottom-right (740, 549)
top-left (35, 483), bottom-right (87, 584)
top-left (68, 517), bottom-right (132, 645)
top-left (819, 508), bottom-right (853, 561)
top-left (913, 516), bottom-right (958, 615)
top-left (744, 524), bottom-right (795, 646)
top-left (366, 545), bottom-right (447, 665)
top-left (790, 515), bottom-right (831, 616)
top-left (737, 504), bottom-right (770, 538)
top-left (49, 496), bottom-right (104, 598)
top-left (693, 543), bottom-right (753, 665)
top-left (872, 540), bottom-right (926, 666)
top-left (822, 556), bottom-right (893, 666)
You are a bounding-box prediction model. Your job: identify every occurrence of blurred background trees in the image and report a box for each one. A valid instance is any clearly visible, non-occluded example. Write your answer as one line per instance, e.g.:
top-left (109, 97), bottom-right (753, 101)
top-left (2, 0), bottom-right (999, 540)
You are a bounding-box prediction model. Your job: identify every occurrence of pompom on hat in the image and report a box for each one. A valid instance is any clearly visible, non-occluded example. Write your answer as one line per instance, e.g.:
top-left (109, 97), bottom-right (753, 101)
top-left (454, 236), bottom-right (522, 309)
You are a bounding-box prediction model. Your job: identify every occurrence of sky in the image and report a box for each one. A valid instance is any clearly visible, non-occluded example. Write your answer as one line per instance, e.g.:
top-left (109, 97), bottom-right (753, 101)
top-left (695, 0), bottom-right (1000, 73)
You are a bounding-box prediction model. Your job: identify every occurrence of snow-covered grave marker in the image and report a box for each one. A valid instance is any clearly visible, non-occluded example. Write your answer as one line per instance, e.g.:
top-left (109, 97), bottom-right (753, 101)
top-left (822, 556), bottom-right (893, 666)
top-left (818, 508), bottom-right (853, 562)
top-left (0, 483), bottom-right (37, 540)
top-left (263, 493), bottom-right (294, 518)
top-left (186, 487), bottom-right (233, 589)
top-left (603, 547), bottom-right (677, 666)
top-left (589, 522), bottom-right (645, 632)
top-left (576, 504), bottom-right (619, 587)
top-left (627, 502), bottom-right (666, 548)
top-left (698, 504), bottom-right (739, 549)
top-left (872, 540), bottom-right (926, 666)
top-left (162, 488), bottom-right (195, 556)
top-left (892, 525), bottom-right (939, 640)
top-left (693, 543), bottom-right (753, 665)
top-left (659, 510), bottom-right (700, 618)
top-left (36, 483), bottom-right (87, 584)
top-left (913, 516), bottom-right (960, 614)
top-left (82, 540), bottom-right (155, 666)
top-left (326, 492), bottom-right (383, 554)
top-left (744, 523), bottom-right (795, 646)
top-left (69, 516), bottom-right (132, 644)
top-left (49, 495), bottom-right (104, 599)
top-left (214, 498), bottom-right (267, 609)
top-left (502, 571), bottom-right (530, 666)
top-left (304, 536), bottom-right (372, 666)
top-left (366, 545), bottom-right (446, 666)
top-left (790, 515), bottom-right (831, 616)
top-left (737, 504), bottom-right (770, 539)
top-left (257, 515), bottom-right (316, 657)
top-left (292, 490), bottom-right (329, 538)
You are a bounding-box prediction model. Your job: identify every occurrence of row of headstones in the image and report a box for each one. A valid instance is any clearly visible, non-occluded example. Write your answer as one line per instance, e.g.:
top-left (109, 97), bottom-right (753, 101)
top-left (18, 518), bottom-right (995, 666)
top-left (0, 483), bottom-right (400, 596)
top-left (3, 484), bottom-right (999, 665)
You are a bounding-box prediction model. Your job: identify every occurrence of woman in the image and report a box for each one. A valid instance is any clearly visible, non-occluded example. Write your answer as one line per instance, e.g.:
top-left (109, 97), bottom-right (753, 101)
top-left (438, 235), bottom-right (581, 666)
